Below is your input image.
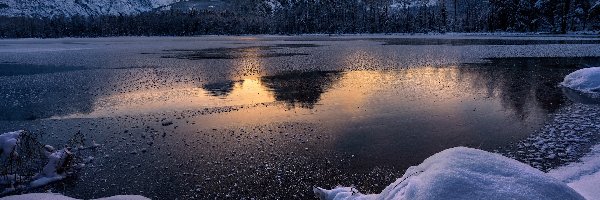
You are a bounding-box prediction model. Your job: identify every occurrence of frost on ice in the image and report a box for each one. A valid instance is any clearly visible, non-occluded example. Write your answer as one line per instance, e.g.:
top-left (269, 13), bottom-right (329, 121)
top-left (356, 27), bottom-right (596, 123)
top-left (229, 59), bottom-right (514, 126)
top-left (561, 67), bottom-right (600, 98)
top-left (314, 147), bottom-right (584, 200)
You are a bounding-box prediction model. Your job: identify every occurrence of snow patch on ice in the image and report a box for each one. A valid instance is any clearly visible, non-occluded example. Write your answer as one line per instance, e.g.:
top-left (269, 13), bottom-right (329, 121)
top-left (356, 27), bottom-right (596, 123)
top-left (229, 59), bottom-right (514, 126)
top-left (561, 67), bottom-right (600, 97)
top-left (315, 147), bottom-right (584, 200)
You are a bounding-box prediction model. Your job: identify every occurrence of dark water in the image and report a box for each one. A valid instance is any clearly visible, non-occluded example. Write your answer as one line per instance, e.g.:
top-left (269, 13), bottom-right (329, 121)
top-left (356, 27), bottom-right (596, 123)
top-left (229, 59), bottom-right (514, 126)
top-left (1, 36), bottom-right (600, 199)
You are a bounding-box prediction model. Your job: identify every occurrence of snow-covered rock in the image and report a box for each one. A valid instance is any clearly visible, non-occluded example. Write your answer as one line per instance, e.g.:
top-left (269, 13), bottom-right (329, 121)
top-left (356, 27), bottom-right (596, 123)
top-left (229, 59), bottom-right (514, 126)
top-left (30, 146), bottom-right (73, 188)
top-left (314, 147), bottom-right (584, 200)
top-left (2, 193), bottom-right (150, 200)
top-left (561, 67), bottom-right (600, 96)
top-left (0, 130), bottom-right (22, 159)
top-left (0, 131), bottom-right (87, 192)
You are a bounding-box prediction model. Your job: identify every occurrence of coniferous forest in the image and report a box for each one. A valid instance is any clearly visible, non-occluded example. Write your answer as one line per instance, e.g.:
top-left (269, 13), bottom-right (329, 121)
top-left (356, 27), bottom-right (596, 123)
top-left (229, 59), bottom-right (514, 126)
top-left (1, 0), bottom-right (599, 38)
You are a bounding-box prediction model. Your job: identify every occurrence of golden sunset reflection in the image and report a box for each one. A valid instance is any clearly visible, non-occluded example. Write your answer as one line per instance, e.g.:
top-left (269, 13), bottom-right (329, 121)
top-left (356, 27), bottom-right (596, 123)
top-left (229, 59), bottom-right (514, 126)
top-left (64, 68), bottom-right (453, 117)
top-left (57, 77), bottom-right (276, 118)
top-left (302, 67), bottom-right (483, 125)
top-left (232, 44), bottom-right (264, 78)
top-left (58, 62), bottom-right (544, 135)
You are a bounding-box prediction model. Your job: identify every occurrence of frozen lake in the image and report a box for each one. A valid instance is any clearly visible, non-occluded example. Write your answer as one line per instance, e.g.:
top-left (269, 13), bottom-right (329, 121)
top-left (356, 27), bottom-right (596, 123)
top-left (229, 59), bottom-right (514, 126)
top-left (1, 35), bottom-right (600, 199)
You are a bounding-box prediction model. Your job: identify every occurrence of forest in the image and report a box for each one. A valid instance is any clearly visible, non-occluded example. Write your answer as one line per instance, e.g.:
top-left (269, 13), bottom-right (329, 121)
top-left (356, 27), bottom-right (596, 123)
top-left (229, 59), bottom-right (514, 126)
top-left (0, 0), bottom-right (599, 38)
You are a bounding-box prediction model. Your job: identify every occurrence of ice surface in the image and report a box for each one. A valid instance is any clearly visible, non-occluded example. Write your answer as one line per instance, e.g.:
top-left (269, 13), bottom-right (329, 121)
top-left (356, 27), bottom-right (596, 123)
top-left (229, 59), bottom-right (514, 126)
top-left (549, 144), bottom-right (600, 200)
top-left (0, 47), bottom-right (93, 53)
top-left (561, 67), bottom-right (600, 96)
top-left (2, 193), bottom-right (150, 200)
top-left (315, 147), bottom-right (584, 200)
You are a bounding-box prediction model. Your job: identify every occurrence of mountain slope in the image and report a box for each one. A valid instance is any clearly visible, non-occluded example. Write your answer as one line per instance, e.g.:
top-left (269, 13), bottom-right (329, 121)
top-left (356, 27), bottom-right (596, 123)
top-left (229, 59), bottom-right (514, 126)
top-left (0, 0), bottom-right (176, 17)
top-left (0, 0), bottom-right (437, 18)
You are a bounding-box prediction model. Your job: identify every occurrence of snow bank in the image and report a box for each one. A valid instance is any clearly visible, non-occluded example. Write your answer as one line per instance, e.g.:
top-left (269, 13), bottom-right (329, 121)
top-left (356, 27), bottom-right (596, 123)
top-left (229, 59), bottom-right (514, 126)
top-left (561, 67), bottom-right (600, 96)
top-left (2, 193), bottom-right (150, 200)
top-left (314, 147), bottom-right (584, 200)
top-left (549, 144), bottom-right (600, 200)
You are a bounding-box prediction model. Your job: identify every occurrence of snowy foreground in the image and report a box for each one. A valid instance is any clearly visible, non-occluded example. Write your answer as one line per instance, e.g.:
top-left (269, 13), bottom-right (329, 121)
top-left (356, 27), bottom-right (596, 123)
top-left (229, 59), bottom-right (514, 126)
top-left (315, 147), bottom-right (598, 200)
top-left (3, 134), bottom-right (600, 199)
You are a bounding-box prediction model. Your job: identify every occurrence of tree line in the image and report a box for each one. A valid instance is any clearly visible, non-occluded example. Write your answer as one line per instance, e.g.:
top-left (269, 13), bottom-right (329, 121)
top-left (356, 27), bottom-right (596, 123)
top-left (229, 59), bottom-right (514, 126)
top-left (0, 0), bottom-right (599, 38)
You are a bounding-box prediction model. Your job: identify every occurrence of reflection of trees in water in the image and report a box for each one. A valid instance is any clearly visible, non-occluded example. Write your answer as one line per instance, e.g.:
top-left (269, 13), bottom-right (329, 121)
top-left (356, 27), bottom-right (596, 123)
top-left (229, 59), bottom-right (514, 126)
top-left (459, 57), bottom-right (600, 119)
top-left (202, 81), bottom-right (238, 97)
top-left (261, 71), bottom-right (342, 109)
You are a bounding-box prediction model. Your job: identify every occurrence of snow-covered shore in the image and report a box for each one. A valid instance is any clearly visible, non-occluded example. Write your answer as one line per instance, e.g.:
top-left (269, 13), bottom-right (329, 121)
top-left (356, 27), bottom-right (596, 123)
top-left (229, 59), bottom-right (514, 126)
top-left (315, 147), bottom-right (598, 200)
